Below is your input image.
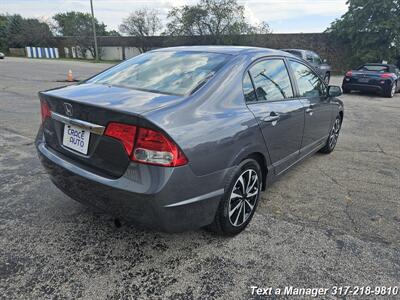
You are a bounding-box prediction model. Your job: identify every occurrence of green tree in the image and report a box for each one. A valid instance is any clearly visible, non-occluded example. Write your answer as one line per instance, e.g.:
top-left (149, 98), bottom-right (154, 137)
top-left (53, 11), bottom-right (108, 59)
top-left (119, 8), bottom-right (162, 53)
top-left (105, 30), bottom-right (121, 37)
top-left (327, 0), bottom-right (400, 65)
top-left (0, 15), bottom-right (8, 52)
top-left (165, 0), bottom-right (270, 44)
top-left (0, 14), bottom-right (54, 51)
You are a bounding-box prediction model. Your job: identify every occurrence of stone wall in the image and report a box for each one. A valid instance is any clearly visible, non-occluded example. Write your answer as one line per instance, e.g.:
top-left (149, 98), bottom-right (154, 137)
top-left (55, 33), bottom-right (352, 72)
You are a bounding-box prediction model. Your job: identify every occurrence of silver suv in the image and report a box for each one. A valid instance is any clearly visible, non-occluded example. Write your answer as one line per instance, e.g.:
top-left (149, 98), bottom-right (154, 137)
top-left (282, 49), bottom-right (331, 84)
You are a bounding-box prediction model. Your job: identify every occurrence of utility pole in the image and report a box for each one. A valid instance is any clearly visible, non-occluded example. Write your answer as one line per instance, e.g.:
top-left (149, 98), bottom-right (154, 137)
top-left (90, 0), bottom-right (99, 61)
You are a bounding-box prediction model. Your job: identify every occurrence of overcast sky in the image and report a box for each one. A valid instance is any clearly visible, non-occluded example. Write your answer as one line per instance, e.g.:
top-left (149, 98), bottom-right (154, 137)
top-left (2, 0), bottom-right (348, 33)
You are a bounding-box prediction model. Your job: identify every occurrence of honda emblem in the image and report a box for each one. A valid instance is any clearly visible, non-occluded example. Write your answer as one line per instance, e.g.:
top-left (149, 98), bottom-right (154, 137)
top-left (64, 103), bottom-right (73, 117)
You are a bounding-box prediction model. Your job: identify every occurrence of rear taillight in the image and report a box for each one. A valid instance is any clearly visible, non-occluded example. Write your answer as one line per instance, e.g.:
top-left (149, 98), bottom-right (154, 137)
top-left (40, 100), bottom-right (51, 123)
top-left (132, 128), bottom-right (188, 167)
top-left (345, 71), bottom-right (352, 77)
top-left (104, 123), bottom-right (188, 167)
top-left (104, 122), bottom-right (137, 155)
top-left (380, 73), bottom-right (392, 79)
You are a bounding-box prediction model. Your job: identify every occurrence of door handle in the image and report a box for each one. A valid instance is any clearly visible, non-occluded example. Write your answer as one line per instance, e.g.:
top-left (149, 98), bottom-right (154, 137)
top-left (306, 108), bottom-right (314, 115)
top-left (263, 112), bottom-right (280, 125)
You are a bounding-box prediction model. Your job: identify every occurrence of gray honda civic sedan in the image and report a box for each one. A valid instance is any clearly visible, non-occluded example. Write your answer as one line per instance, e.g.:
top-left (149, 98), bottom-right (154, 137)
top-left (36, 46), bottom-right (344, 235)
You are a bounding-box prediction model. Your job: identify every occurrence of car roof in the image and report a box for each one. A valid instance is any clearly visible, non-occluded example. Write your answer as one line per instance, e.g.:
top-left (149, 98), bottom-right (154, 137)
top-left (151, 45), bottom-right (291, 57)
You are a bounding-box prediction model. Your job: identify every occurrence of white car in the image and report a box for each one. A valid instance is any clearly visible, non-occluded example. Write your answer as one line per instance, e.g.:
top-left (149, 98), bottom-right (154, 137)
top-left (0, 52), bottom-right (5, 59)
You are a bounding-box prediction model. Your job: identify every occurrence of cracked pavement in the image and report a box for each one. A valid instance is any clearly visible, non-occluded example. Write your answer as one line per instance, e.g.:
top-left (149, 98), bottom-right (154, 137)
top-left (1, 57), bottom-right (399, 299)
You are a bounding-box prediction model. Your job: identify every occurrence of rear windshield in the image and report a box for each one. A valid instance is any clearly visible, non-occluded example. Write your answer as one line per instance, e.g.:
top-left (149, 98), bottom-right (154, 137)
top-left (88, 51), bottom-right (230, 96)
top-left (358, 65), bottom-right (389, 72)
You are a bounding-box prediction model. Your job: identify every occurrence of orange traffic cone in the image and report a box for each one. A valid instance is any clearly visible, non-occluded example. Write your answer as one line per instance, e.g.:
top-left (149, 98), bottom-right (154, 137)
top-left (67, 70), bottom-right (74, 82)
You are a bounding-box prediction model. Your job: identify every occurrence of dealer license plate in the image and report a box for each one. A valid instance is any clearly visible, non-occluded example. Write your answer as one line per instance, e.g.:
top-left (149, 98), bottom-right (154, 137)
top-left (62, 124), bottom-right (90, 154)
top-left (358, 77), bottom-right (370, 83)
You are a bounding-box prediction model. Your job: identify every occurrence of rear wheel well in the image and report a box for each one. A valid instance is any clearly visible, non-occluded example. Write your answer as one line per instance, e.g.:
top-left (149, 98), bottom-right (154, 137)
top-left (246, 153), bottom-right (267, 191)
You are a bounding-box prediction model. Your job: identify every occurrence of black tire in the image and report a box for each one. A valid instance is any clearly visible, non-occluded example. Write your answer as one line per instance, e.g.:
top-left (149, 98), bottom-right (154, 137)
top-left (320, 116), bottom-right (342, 154)
top-left (324, 72), bottom-right (330, 84)
top-left (384, 81), bottom-right (396, 98)
top-left (342, 87), bottom-right (350, 94)
top-left (208, 159), bottom-right (262, 236)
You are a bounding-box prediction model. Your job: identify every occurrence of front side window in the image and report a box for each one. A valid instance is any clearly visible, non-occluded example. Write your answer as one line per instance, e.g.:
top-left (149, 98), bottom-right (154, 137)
top-left (248, 59), bottom-right (293, 102)
top-left (289, 60), bottom-right (326, 98)
top-left (88, 51), bottom-right (230, 96)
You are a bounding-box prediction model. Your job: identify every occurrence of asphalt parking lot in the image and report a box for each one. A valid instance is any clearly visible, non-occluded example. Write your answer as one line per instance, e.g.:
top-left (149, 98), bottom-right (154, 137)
top-left (1, 57), bottom-right (399, 299)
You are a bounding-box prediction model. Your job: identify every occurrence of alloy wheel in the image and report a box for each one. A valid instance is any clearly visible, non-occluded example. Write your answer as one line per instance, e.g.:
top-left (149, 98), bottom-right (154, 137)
top-left (329, 118), bottom-right (341, 149)
top-left (228, 169), bottom-right (260, 227)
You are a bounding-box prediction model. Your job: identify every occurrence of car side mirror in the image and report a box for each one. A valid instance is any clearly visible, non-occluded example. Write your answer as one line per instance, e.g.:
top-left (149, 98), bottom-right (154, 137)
top-left (328, 85), bottom-right (342, 97)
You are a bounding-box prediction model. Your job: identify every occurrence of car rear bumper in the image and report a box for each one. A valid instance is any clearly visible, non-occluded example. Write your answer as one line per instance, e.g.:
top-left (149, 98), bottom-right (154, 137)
top-left (36, 131), bottom-right (229, 232)
top-left (342, 83), bottom-right (384, 93)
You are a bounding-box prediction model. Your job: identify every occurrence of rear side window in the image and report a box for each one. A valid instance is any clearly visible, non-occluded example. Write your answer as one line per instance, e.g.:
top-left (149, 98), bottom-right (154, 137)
top-left (247, 59), bottom-right (293, 102)
top-left (289, 60), bottom-right (326, 97)
top-left (243, 72), bottom-right (257, 102)
top-left (88, 51), bottom-right (230, 96)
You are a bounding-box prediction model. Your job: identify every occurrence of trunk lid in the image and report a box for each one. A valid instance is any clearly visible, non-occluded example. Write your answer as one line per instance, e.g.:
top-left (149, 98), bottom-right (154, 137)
top-left (349, 70), bottom-right (384, 84)
top-left (40, 83), bottom-right (184, 178)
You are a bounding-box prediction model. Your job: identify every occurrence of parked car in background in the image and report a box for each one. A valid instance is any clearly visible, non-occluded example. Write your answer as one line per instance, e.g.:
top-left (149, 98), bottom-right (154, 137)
top-left (0, 52), bottom-right (5, 59)
top-left (342, 63), bottom-right (400, 98)
top-left (36, 46), bottom-right (344, 235)
top-left (282, 49), bottom-right (331, 84)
